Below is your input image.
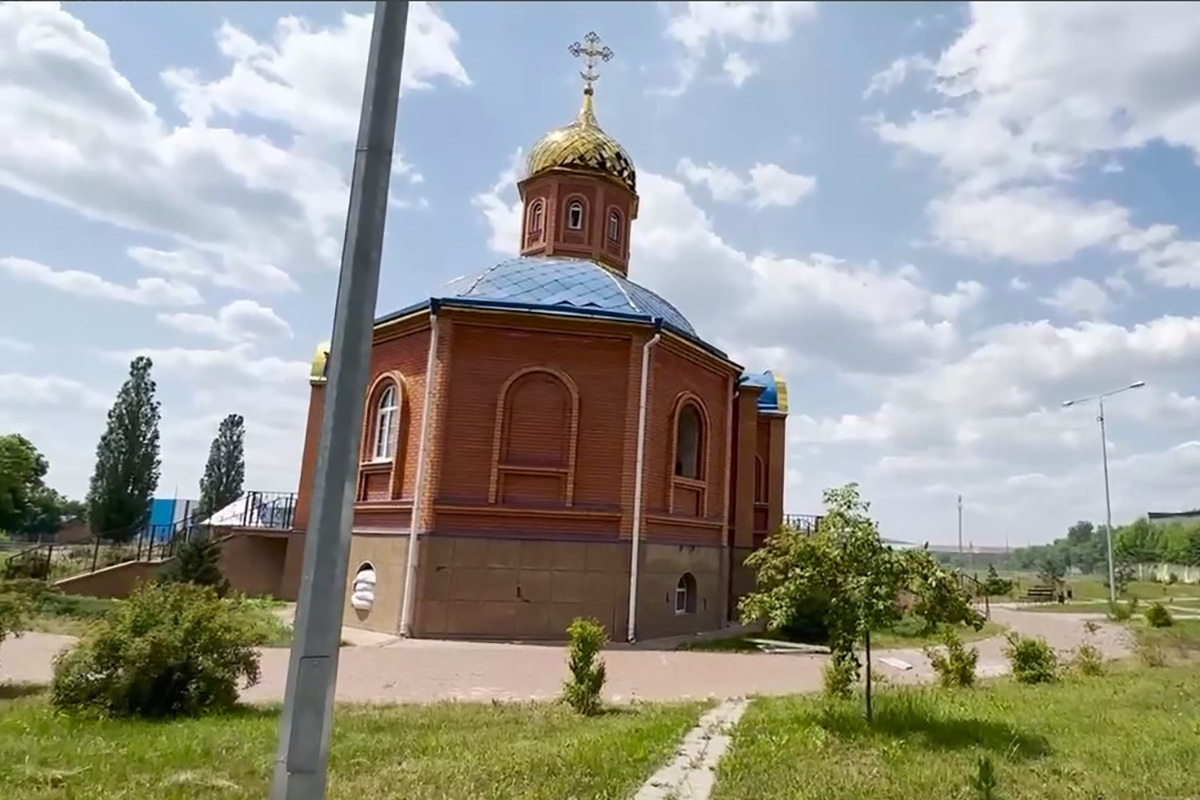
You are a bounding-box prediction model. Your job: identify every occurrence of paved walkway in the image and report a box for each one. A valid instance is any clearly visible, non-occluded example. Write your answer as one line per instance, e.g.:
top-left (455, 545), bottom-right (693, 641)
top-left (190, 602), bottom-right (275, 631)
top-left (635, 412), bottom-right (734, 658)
top-left (0, 607), bottom-right (1132, 704)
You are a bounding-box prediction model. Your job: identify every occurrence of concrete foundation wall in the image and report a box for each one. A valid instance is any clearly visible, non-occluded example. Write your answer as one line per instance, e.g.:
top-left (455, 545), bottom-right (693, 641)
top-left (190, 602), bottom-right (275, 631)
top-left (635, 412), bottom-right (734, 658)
top-left (54, 560), bottom-right (163, 598)
top-left (344, 534), bottom-right (410, 635)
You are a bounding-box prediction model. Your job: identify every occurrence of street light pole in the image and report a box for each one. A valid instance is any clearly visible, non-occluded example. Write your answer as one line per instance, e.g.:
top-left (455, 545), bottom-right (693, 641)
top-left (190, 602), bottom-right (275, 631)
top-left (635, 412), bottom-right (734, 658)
top-left (1062, 380), bottom-right (1145, 606)
top-left (270, 4), bottom-right (410, 799)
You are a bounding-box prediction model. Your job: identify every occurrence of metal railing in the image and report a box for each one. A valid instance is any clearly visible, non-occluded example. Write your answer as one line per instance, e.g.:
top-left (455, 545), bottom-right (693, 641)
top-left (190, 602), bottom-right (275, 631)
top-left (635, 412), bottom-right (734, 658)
top-left (2, 516), bottom-right (202, 581)
top-left (783, 513), bottom-right (822, 533)
top-left (228, 491), bottom-right (297, 530)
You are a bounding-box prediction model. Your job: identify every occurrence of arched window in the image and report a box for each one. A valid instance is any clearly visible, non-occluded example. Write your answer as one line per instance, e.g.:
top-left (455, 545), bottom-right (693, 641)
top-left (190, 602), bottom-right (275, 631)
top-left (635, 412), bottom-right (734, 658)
top-left (372, 384), bottom-right (399, 461)
top-left (674, 403), bottom-right (703, 479)
top-left (490, 368), bottom-right (580, 506)
top-left (754, 456), bottom-right (766, 503)
top-left (675, 572), bottom-right (697, 615)
top-left (566, 199), bottom-right (585, 230)
top-left (607, 209), bottom-right (622, 242)
top-left (529, 200), bottom-right (544, 234)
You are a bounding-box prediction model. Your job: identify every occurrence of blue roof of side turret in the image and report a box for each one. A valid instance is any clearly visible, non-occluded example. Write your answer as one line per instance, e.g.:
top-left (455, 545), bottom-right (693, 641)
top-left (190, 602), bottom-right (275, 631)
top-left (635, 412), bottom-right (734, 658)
top-left (739, 370), bottom-right (789, 414)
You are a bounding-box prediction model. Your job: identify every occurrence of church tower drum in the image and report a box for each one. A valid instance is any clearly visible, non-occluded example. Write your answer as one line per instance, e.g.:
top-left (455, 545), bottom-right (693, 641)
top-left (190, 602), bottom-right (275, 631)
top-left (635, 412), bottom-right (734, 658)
top-left (518, 32), bottom-right (638, 277)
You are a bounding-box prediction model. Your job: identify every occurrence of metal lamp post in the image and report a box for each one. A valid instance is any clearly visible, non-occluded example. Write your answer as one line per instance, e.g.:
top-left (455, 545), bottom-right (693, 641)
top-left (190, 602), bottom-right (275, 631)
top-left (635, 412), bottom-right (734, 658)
top-left (270, 3), bottom-right (410, 799)
top-left (1061, 380), bottom-right (1146, 605)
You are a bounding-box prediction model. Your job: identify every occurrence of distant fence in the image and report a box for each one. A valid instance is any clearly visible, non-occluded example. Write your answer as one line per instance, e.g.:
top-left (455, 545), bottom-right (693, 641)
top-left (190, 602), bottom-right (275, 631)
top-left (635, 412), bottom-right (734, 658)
top-left (2, 516), bottom-right (203, 582)
top-left (1135, 563), bottom-right (1200, 585)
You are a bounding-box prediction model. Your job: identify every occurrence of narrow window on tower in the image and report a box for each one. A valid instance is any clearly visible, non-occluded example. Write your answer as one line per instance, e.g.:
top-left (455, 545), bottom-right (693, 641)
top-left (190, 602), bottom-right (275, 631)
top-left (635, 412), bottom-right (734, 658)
top-left (607, 209), bottom-right (621, 242)
top-left (530, 200), bottom-right (544, 234)
top-left (566, 200), bottom-right (585, 231)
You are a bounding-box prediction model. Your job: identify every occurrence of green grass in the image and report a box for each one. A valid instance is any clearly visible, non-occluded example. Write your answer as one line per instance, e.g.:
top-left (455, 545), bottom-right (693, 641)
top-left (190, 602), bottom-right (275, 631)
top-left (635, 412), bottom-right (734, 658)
top-left (713, 666), bottom-right (1200, 800)
top-left (1131, 617), bottom-right (1200, 660)
top-left (0, 694), bottom-right (706, 800)
top-left (679, 616), bottom-right (1006, 653)
top-left (22, 592), bottom-right (294, 647)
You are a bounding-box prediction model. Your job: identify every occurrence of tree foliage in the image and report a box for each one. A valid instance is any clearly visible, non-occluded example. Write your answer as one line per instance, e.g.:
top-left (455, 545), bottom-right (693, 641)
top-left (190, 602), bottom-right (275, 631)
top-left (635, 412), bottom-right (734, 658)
top-left (740, 483), bottom-right (983, 713)
top-left (159, 534), bottom-right (229, 596)
top-left (983, 565), bottom-right (1014, 597)
top-left (0, 434), bottom-right (84, 537)
top-left (198, 413), bottom-right (245, 519)
top-left (86, 356), bottom-right (161, 541)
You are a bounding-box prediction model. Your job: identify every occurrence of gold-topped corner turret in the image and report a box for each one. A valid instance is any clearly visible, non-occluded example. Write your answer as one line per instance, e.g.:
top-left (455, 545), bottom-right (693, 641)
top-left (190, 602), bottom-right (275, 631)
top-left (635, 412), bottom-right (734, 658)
top-left (524, 32), bottom-right (636, 193)
top-left (310, 341), bottom-right (330, 385)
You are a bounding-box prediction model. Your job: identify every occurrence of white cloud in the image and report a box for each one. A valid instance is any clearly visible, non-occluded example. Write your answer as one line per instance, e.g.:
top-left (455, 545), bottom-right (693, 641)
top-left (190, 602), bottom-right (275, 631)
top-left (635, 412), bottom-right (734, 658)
top-left (0, 2), bottom-right (468, 294)
top-left (863, 54), bottom-right (932, 99)
top-left (0, 256), bottom-right (202, 306)
top-left (721, 52), bottom-right (757, 87)
top-left (103, 345), bottom-right (310, 385)
top-left (1009, 276), bottom-right (1030, 291)
top-left (657, 1), bottom-right (817, 94)
top-left (158, 300), bottom-right (294, 343)
top-left (128, 246), bottom-right (298, 294)
top-left (876, 2), bottom-right (1200, 288)
top-left (1040, 277), bottom-right (1112, 320)
top-left (676, 158), bottom-right (817, 208)
top-left (0, 337), bottom-right (32, 353)
top-left (0, 373), bottom-right (109, 410)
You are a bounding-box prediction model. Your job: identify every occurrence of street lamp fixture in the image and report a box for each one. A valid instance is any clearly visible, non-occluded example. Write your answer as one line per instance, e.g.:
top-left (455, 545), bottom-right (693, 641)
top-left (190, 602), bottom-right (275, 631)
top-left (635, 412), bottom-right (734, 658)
top-left (1060, 380), bottom-right (1146, 604)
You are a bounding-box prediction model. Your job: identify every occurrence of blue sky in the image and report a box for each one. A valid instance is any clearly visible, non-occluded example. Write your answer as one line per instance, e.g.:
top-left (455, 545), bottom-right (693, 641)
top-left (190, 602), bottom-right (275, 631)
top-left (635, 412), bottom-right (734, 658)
top-left (2, 1), bottom-right (1199, 547)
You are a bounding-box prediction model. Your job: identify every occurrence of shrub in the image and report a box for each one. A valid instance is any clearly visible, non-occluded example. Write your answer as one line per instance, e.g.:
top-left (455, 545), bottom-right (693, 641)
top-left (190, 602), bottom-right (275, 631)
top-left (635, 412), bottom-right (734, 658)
top-left (1003, 632), bottom-right (1058, 684)
top-left (822, 651), bottom-right (858, 700)
top-left (1135, 639), bottom-right (1167, 668)
top-left (1145, 601), bottom-right (1174, 628)
top-left (0, 579), bottom-right (40, 665)
top-left (924, 628), bottom-right (979, 688)
top-left (159, 535), bottom-right (229, 595)
top-left (562, 617), bottom-right (607, 716)
top-left (1070, 642), bottom-right (1104, 676)
top-left (50, 581), bottom-right (265, 718)
top-left (1108, 597), bottom-right (1138, 622)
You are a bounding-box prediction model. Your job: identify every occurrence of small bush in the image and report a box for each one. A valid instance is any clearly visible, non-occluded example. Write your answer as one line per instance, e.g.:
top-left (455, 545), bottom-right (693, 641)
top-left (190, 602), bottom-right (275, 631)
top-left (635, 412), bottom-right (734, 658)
top-left (924, 628), bottom-right (979, 688)
top-left (159, 535), bottom-right (229, 595)
top-left (562, 617), bottom-right (607, 716)
top-left (1145, 602), bottom-right (1174, 628)
top-left (822, 651), bottom-right (858, 700)
top-left (50, 581), bottom-right (266, 718)
top-left (971, 754), bottom-right (998, 800)
top-left (1135, 640), bottom-right (1168, 668)
top-left (1003, 632), bottom-right (1058, 684)
top-left (1108, 597), bottom-right (1138, 622)
top-left (1070, 642), bottom-right (1105, 676)
top-left (0, 579), bottom-right (40, 665)
top-left (1083, 620), bottom-right (1100, 635)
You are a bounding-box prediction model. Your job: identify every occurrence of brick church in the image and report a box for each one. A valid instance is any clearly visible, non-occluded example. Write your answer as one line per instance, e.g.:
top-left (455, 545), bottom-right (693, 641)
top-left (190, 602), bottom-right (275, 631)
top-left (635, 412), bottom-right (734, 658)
top-left (276, 35), bottom-right (789, 642)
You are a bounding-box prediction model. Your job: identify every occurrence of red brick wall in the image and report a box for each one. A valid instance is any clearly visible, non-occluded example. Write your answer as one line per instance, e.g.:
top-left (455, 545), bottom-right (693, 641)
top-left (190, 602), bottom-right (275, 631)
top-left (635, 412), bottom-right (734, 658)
top-left (517, 173), bottom-right (637, 275)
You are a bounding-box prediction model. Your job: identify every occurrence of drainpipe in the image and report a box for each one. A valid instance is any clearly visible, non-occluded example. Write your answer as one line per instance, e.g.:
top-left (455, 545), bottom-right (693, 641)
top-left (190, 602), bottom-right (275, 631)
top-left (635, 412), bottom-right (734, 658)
top-left (627, 320), bottom-right (663, 643)
top-left (399, 303), bottom-right (439, 637)
top-left (720, 374), bottom-right (735, 626)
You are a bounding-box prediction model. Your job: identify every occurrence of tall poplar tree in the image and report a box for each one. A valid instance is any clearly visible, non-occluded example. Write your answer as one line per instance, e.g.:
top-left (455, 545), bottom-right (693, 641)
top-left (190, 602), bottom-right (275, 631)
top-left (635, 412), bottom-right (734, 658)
top-left (198, 413), bottom-right (245, 519)
top-left (86, 356), bottom-right (161, 541)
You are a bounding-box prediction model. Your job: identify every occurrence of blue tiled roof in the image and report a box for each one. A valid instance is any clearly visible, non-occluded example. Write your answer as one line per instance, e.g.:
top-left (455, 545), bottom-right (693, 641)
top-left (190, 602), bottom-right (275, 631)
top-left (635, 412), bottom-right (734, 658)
top-left (441, 256), bottom-right (697, 337)
top-left (739, 370), bottom-right (785, 412)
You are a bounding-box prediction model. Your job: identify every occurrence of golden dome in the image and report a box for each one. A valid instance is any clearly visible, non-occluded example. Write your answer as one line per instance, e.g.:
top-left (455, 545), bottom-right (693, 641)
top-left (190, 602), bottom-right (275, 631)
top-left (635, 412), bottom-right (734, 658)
top-left (525, 89), bottom-right (637, 193)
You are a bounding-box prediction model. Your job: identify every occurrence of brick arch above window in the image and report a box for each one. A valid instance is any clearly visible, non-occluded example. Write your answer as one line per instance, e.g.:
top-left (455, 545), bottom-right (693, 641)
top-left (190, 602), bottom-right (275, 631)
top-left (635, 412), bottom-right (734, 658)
top-left (526, 199), bottom-right (545, 243)
top-left (668, 392), bottom-right (711, 517)
top-left (606, 206), bottom-right (623, 242)
top-left (489, 366), bottom-right (580, 506)
top-left (358, 371), bottom-right (409, 503)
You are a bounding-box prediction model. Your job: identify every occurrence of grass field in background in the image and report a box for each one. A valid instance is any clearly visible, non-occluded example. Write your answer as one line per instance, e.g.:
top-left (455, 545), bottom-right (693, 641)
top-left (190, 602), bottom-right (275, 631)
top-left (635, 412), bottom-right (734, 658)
top-left (0, 693), bottom-right (706, 800)
top-left (713, 666), bottom-right (1200, 800)
top-left (679, 616), bottom-right (1006, 653)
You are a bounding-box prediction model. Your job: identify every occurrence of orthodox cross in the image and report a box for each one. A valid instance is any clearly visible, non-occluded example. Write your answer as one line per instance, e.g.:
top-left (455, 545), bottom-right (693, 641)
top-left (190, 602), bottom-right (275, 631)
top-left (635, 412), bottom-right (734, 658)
top-left (569, 31), bottom-right (613, 93)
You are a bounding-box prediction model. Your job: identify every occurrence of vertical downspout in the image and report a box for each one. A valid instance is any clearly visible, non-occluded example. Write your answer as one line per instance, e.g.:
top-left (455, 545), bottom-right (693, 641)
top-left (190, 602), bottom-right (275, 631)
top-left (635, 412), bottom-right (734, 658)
top-left (627, 320), bottom-right (663, 643)
top-left (399, 304), bottom-right (439, 637)
top-left (720, 375), bottom-right (736, 626)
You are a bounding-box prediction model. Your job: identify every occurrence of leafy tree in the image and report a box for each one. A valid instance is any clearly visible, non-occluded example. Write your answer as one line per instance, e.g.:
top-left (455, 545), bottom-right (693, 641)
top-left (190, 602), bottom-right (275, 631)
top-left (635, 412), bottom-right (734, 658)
top-left (0, 434), bottom-right (48, 533)
top-left (198, 414), bottom-right (245, 519)
top-left (983, 565), bottom-right (1013, 597)
top-left (86, 357), bottom-right (161, 541)
top-left (740, 483), bottom-right (982, 720)
top-left (1036, 556), bottom-right (1065, 588)
top-left (159, 534), bottom-right (229, 595)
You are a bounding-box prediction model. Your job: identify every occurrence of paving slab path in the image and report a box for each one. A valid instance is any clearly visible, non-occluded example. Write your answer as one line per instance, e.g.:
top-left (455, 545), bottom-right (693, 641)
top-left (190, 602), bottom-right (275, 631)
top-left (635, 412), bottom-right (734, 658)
top-left (0, 607), bottom-right (1132, 704)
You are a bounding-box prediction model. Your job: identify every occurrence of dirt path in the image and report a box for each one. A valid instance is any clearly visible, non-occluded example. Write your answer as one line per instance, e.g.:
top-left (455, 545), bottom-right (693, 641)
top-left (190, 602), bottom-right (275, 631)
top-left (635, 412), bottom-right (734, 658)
top-left (0, 607), bottom-right (1131, 704)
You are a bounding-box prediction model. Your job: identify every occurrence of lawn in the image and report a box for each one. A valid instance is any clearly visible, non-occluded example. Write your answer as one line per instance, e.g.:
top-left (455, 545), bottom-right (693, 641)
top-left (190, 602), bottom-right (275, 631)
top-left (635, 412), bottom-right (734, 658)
top-left (680, 615), bottom-right (1006, 654)
top-left (1131, 617), bottom-right (1200, 661)
top-left (0, 693), bottom-right (706, 800)
top-left (713, 666), bottom-right (1200, 800)
top-left (20, 591), bottom-right (294, 647)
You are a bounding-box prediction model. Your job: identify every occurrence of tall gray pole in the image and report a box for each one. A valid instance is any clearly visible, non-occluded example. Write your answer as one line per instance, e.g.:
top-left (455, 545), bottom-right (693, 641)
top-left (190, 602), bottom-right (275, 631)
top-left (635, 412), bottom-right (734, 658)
top-left (1099, 397), bottom-right (1117, 605)
top-left (957, 494), bottom-right (963, 562)
top-left (270, 4), bottom-right (409, 798)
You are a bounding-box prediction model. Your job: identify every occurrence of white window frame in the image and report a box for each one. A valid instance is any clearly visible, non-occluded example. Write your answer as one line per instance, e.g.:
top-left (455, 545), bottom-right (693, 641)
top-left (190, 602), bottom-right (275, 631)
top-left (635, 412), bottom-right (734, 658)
top-left (530, 201), bottom-right (544, 233)
top-left (607, 210), bottom-right (621, 241)
top-left (372, 385), bottom-right (399, 462)
top-left (566, 200), bottom-right (585, 230)
top-left (675, 574), bottom-right (694, 615)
